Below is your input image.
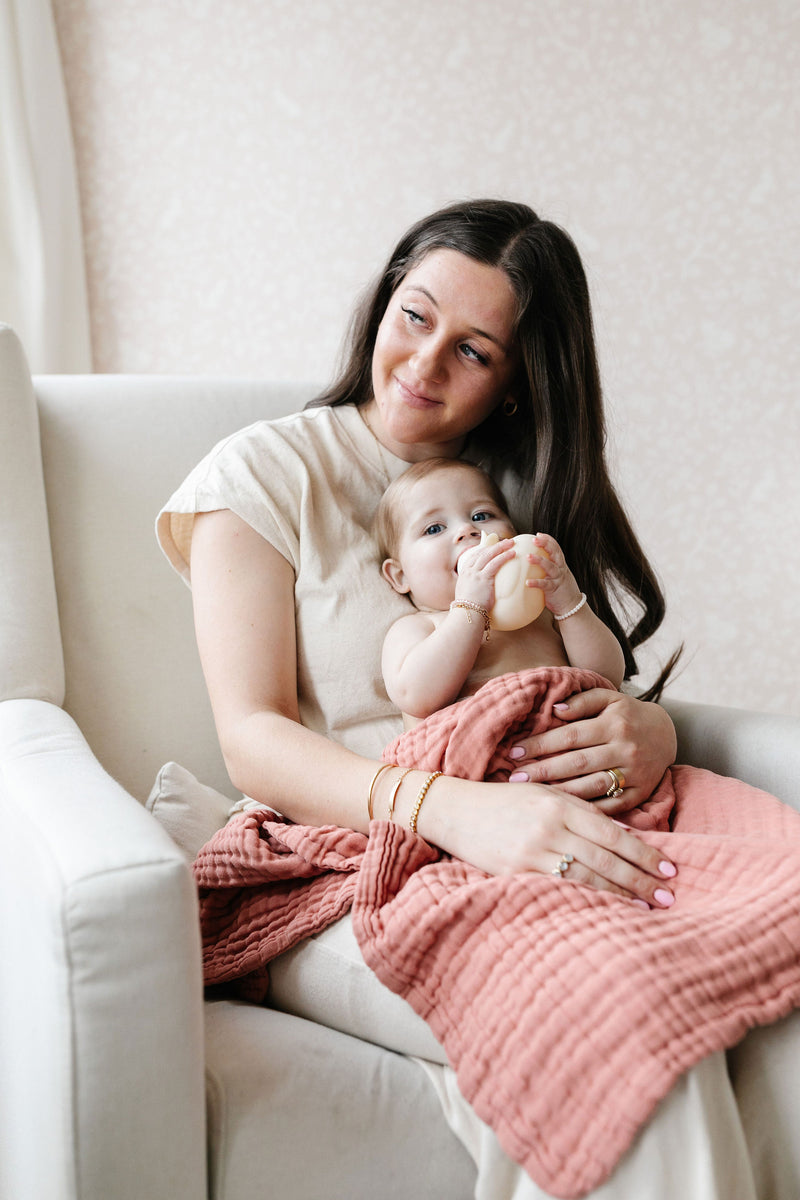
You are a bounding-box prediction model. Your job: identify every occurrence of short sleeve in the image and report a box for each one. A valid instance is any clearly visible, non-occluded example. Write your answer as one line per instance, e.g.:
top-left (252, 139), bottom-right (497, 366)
top-left (156, 419), bottom-right (306, 584)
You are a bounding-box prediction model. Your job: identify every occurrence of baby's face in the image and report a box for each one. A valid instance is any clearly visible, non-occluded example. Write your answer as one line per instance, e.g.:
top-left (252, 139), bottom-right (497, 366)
top-left (384, 465), bottom-right (515, 610)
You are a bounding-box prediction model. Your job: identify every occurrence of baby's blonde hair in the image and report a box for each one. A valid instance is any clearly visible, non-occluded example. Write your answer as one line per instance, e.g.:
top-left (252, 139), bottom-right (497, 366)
top-left (373, 458), bottom-right (511, 562)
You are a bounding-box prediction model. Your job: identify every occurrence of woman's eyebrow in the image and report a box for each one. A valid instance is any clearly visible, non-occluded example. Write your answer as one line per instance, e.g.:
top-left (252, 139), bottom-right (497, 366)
top-left (405, 285), bottom-right (509, 354)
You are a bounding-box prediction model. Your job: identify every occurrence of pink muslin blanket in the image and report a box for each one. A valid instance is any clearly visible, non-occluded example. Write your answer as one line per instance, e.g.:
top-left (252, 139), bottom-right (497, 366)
top-left (194, 667), bottom-right (800, 1198)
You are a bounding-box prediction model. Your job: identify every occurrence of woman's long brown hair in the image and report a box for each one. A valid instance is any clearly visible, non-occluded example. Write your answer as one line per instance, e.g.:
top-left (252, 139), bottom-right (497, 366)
top-left (310, 199), bottom-right (681, 699)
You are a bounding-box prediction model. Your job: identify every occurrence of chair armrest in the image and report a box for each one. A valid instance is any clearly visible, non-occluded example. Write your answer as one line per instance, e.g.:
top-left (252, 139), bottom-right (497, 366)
top-left (0, 699), bottom-right (206, 1200)
top-left (662, 696), bottom-right (800, 812)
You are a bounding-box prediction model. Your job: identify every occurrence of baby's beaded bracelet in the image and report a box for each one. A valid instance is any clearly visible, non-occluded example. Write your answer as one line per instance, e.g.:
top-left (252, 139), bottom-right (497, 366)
top-left (553, 592), bottom-right (587, 622)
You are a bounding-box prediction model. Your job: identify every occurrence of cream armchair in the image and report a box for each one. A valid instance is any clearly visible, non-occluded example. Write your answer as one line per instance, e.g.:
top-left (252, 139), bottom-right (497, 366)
top-left (2, 323), bottom-right (799, 1200)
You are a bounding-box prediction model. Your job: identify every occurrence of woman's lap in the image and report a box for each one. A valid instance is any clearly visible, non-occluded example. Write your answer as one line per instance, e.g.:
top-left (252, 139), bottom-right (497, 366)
top-left (422, 1051), bottom-right (757, 1200)
top-left (268, 914), bottom-right (800, 1198)
top-left (266, 911), bottom-right (447, 1062)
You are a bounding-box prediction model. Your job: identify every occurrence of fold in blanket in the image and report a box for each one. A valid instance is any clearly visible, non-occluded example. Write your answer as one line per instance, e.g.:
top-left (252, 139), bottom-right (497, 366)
top-left (194, 667), bottom-right (800, 1198)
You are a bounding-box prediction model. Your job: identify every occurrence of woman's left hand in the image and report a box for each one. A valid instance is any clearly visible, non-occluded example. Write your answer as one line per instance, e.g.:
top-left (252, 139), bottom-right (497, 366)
top-left (506, 688), bottom-right (677, 814)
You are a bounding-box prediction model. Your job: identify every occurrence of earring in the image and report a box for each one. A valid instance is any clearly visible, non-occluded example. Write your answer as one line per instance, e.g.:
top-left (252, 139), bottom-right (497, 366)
top-left (503, 397), bottom-right (518, 417)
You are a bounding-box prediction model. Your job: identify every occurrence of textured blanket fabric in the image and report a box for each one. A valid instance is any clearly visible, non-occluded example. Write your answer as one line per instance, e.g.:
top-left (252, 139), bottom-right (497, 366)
top-left (194, 667), bottom-right (800, 1198)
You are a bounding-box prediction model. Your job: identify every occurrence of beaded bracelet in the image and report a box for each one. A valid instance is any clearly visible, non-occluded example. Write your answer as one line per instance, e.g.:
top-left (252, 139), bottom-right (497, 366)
top-left (409, 771), bottom-right (443, 835)
top-left (450, 599), bottom-right (491, 639)
top-left (553, 592), bottom-right (587, 622)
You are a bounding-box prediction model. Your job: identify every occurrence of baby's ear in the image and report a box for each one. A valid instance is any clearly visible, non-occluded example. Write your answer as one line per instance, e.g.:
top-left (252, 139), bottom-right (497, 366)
top-left (381, 558), bottom-right (410, 595)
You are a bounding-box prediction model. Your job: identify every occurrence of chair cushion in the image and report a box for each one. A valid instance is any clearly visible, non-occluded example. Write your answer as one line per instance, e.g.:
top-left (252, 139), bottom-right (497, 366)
top-left (204, 1000), bottom-right (472, 1200)
top-left (146, 761), bottom-right (232, 862)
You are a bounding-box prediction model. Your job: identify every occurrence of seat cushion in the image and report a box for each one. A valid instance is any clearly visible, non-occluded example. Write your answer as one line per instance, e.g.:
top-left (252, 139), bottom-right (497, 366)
top-left (204, 999), bottom-right (474, 1200)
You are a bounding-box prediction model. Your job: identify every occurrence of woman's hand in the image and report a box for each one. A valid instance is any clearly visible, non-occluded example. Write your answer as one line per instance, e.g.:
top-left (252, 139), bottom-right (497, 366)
top-left (428, 776), bottom-right (676, 907)
top-left (505, 688), bottom-right (677, 814)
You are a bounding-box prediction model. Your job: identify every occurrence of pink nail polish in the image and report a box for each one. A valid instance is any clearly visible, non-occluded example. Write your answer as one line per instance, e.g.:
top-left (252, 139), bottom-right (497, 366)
top-left (509, 746), bottom-right (526, 759)
top-left (658, 860), bottom-right (677, 878)
top-left (509, 771), bottom-right (529, 783)
top-left (612, 820), bottom-right (632, 830)
top-left (553, 703), bottom-right (569, 712)
top-left (654, 888), bottom-right (674, 908)
top-left (631, 899), bottom-right (650, 910)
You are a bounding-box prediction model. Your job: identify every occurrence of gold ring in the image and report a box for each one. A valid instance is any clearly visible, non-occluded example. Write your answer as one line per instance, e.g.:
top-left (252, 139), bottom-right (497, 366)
top-left (604, 767), bottom-right (626, 798)
top-left (551, 853), bottom-right (574, 878)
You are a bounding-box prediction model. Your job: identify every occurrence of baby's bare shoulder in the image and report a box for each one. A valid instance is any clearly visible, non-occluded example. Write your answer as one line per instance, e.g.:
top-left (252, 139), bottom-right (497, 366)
top-left (384, 608), bottom-right (440, 644)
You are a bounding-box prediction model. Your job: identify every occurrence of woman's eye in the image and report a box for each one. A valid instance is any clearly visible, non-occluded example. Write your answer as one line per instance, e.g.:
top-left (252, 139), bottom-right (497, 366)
top-left (423, 523), bottom-right (444, 536)
top-left (461, 343), bottom-right (489, 366)
top-left (401, 305), bottom-right (425, 325)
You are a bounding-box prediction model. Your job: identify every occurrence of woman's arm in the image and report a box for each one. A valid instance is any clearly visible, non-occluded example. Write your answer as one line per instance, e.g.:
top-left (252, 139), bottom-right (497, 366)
top-left (189, 510), bottom-right (676, 904)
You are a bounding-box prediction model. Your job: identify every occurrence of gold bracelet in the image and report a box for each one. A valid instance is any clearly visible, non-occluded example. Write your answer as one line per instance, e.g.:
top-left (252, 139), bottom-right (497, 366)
top-left (449, 599), bottom-right (491, 640)
top-left (409, 771), bottom-right (443, 835)
top-left (367, 762), bottom-right (395, 821)
top-left (387, 768), bottom-right (414, 822)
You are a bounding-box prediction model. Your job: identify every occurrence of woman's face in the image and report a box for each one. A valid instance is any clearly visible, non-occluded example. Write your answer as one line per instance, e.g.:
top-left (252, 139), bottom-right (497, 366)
top-left (367, 248), bottom-right (519, 461)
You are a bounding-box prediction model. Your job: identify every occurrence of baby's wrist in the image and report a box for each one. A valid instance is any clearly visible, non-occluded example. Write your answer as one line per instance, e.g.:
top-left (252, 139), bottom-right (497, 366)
top-left (449, 598), bottom-right (491, 638)
top-left (551, 591), bottom-right (588, 622)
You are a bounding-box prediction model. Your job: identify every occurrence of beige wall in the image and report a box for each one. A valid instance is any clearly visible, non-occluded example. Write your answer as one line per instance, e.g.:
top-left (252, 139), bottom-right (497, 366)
top-left (53, 0), bottom-right (800, 715)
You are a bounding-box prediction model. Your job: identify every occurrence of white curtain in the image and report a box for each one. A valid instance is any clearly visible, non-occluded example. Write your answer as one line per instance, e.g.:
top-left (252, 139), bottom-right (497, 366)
top-left (0, 0), bottom-right (91, 372)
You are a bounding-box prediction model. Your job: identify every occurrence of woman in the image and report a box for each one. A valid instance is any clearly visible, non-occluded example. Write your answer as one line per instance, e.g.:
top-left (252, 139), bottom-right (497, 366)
top-left (158, 200), bottom-right (796, 1197)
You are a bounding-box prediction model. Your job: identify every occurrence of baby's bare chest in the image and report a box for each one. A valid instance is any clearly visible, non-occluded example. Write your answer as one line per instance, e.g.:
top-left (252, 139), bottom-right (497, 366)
top-left (461, 619), bottom-right (568, 696)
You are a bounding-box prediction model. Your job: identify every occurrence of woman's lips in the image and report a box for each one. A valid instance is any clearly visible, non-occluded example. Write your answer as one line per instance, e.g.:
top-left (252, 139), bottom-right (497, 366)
top-left (394, 375), bottom-right (440, 407)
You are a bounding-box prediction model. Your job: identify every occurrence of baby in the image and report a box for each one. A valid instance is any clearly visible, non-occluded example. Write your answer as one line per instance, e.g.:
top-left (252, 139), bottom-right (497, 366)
top-left (375, 457), bottom-right (625, 727)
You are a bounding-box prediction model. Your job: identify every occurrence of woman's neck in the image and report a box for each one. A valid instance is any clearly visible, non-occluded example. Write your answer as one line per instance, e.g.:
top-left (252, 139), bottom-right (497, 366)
top-left (359, 398), bottom-right (466, 463)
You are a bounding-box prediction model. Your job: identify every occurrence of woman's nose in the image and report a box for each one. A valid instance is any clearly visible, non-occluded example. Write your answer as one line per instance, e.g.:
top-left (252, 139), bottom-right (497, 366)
top-left (410, 338), bottom-right (445, 382)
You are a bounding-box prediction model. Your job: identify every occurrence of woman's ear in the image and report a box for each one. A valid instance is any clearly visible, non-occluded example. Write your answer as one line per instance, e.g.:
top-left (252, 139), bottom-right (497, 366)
top-left (381, 558), bottom-right (410, 594)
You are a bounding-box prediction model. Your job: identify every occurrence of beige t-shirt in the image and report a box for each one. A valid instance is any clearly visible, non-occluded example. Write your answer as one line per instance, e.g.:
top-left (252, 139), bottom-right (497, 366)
top-left (156, 403), bottom-right (418, 758)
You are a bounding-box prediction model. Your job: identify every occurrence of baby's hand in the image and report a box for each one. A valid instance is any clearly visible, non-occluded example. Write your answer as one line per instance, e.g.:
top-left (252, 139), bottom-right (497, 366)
top-left (527, 534), bottom-right (584, 617)
top-left (455, 538), bottom-right (516, 612)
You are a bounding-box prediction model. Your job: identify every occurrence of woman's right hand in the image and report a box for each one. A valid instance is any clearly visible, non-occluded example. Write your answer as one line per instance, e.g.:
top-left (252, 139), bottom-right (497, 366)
top-left (419, 775), bottom-right (676, 908)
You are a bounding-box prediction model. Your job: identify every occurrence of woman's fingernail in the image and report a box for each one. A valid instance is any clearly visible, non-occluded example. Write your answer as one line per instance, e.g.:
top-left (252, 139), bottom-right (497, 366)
top-left (509, 746), bottom-right (526, 759)
top-left (553, 703), bottom-right (569, 712)
top-left (612, 819), bottom-right (632, 829)
top-left (654, 888), bottom-right (675, 908)
top-left (509, 771), bottom-right (529, 783)
top-left (631, 899), bottom-right (651, 910)
top-left (658, 860), bottom-right (677, 878)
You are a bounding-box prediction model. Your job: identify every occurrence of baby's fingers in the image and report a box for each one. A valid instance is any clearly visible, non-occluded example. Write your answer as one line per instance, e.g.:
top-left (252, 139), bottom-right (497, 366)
top-left (484, 542), bottom-right (518, 574)
top-left (533, 532), bottom-right (566, 562)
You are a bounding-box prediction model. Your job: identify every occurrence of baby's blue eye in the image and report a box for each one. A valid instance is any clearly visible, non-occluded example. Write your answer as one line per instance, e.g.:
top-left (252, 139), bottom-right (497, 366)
top-left (471, 511), bottom-right (493, 523)
top-left (423, 523), bottom-right (444, 536)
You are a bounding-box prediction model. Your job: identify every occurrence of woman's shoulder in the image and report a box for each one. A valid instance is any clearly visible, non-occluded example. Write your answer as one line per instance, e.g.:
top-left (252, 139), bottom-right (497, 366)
top-left (207, 402), bottom-right (373, 466)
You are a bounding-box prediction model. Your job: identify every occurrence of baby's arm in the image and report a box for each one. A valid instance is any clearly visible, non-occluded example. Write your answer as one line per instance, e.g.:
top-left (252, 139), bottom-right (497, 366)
top-left (529, 534), bottom-right (626, 689)
top-left (382, 538), bottom-right (516, 718)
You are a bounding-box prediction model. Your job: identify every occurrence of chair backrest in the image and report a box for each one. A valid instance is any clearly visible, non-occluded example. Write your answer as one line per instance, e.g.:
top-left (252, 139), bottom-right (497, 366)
top-left (32, 367), bottom-right (317, 801)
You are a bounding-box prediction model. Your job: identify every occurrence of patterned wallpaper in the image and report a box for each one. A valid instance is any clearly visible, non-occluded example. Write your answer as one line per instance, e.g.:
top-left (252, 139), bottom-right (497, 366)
top-left (52, 0), bottom-right (800, 714)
